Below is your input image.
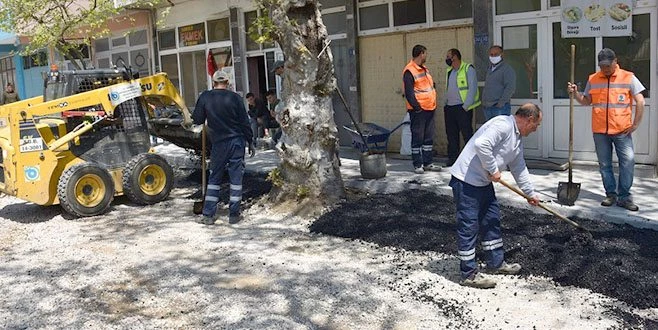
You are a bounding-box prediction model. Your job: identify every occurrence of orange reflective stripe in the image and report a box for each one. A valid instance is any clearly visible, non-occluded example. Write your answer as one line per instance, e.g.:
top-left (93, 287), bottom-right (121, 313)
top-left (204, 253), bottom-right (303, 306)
top-left (587, 69), bottom-right (634, 134)
top-left (402, 60), bottom-right (437, 111)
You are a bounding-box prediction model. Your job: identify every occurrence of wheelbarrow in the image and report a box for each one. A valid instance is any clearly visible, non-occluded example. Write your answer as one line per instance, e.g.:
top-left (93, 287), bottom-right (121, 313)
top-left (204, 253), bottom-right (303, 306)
top-left (343, 121), bottom-right (409, 179)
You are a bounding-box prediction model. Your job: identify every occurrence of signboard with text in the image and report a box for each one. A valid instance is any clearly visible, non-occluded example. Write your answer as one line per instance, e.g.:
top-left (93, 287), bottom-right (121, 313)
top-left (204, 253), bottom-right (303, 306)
top-left (561, 0), bottom-right (632, 38)
top-left (178, 23), bottom-right (206, 47)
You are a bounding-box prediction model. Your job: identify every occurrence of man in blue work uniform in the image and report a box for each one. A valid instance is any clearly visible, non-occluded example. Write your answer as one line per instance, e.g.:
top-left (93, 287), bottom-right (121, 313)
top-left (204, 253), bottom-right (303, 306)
top-left (449, 103), bottom-right (542, 288)
top-left (193, 70), bottom-right (255, 225)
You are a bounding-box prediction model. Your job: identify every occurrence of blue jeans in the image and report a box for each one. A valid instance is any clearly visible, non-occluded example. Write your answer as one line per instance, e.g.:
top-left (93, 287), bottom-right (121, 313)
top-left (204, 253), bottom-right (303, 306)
top-left (484, 103), bottom-right (511, 121)
top-left (449, 176), bottom-right (504, 280)
top-left (593, 133), bottom-right (635, 201)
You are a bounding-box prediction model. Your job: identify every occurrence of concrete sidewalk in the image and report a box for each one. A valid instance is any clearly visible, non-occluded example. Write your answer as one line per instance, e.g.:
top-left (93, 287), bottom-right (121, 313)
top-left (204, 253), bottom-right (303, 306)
top-left (244, 147), bottom-right (658, 231)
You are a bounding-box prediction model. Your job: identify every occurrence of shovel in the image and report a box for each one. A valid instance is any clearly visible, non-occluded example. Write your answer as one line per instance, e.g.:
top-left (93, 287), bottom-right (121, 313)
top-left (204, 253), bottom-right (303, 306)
top-left (193, 125), bottom-right (207, 215)
top-left (557, 44), bottom-right (581, 206)
top-left (498, 178), bottom-right (588, 232)
top-left (336, 87), bottom-right (371, 154)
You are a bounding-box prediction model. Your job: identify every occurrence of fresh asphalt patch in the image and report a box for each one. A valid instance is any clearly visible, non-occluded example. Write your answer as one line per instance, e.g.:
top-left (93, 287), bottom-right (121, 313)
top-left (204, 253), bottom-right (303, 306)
top-left (311, 189), bottom-right (658, 313)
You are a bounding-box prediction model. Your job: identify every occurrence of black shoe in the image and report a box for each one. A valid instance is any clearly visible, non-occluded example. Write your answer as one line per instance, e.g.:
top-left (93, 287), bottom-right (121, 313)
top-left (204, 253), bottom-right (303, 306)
top-left (195, 215), bottom-right (215, 225)
top-left (229, 214), bottom-right (242, 224)
top-left (601, 195), bottom-right (617, 207)
top-left (617, 199), bottom-right (639, 211)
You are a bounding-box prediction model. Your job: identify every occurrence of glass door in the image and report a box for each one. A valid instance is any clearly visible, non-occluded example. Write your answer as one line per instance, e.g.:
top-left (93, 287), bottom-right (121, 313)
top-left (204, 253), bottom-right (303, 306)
top-left (547, 10), bottom-right (655, 163)
top-left (496, 18), bottom-right (548, 158)
top-left (180, 50), bottom-right (208, 110)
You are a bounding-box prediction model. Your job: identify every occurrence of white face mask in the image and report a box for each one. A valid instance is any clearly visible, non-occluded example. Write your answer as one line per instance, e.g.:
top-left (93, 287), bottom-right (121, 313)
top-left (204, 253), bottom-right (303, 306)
top-left (489, 56), bottom-right (502, 65)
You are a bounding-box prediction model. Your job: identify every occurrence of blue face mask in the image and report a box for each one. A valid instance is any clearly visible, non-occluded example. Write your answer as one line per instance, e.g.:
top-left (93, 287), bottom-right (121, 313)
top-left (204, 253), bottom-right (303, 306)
top-left (489, 56), bottom-right (502, 65)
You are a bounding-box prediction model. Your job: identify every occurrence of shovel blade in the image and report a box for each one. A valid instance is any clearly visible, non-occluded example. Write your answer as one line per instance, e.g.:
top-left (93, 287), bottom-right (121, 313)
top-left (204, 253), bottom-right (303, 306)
top-left (193, 201), bottom-right (204, 215)
top-left (557, 181), bottom-right (581, 206)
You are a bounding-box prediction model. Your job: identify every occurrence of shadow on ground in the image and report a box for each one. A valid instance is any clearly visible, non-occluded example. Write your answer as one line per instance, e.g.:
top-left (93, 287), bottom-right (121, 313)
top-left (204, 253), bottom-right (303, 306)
top-left (311, 189), bottom-right (658, 326)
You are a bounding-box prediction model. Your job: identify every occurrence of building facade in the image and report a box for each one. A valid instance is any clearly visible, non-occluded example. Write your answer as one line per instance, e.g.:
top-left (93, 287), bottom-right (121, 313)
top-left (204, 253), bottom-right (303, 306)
top-left (91, 0), bottom-right (658, 165)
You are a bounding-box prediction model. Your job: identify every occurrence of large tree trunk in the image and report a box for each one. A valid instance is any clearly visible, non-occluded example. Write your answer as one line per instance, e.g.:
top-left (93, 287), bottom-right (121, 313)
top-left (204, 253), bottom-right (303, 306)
top-left (268, 0), bottom-right (344, 211)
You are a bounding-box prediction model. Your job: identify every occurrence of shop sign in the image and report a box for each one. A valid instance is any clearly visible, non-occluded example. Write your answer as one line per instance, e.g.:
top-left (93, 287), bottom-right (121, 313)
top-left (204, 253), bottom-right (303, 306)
top-left (179, 23), bottom-right (206, 47)
top-left (561, 0), bottom-right (632, 38)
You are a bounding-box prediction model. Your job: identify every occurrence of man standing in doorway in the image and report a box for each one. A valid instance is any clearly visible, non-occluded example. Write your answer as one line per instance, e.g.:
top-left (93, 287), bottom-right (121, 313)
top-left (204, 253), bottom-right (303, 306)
top-left (192, 70), bottom-right (255, 225)
top-left (482, 45), bottom-right (516, 121)
top-left (444, 48), bottom-right (480, 167)
top-left (246, 92), bottom-right (267, 145)
top-left (403, 44), bottom-right (441, 174)
top-left (449, 103), bottom-right (542, 288)
top-left (567, 48), bottom-right (645, 211)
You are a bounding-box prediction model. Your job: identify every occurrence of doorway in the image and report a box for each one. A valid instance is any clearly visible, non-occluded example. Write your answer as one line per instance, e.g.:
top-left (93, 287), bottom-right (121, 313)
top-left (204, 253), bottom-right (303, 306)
top-left (495, 19), bottom-right (547, 159)
top-left (180, 50), bottom-right (207, 110)
top-left (247, 56), bottom-right (267, 98)
top-left (495, 8), bottom-right (656, 164)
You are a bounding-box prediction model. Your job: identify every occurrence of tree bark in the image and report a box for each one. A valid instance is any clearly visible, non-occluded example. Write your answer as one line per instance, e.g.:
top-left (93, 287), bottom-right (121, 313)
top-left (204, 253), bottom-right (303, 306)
top-left (268, 0), bottom-right (344, 210)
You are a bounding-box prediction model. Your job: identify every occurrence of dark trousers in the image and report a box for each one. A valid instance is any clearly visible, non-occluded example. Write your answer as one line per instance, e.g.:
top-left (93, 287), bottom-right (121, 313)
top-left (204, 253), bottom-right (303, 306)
top-left (449, 176), bottom-right (504, 279)
top-left (409, 110), bottom-right (435, 168)
top-left (203, 136), bottom-right (246, 218)
top-left (444, 104), bottom-right (474, 164)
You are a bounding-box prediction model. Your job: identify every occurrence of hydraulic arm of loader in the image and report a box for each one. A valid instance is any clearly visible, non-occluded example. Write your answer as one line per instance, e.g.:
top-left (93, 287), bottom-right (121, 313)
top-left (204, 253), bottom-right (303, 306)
top-left (18, 73), bottom-right (192, 152)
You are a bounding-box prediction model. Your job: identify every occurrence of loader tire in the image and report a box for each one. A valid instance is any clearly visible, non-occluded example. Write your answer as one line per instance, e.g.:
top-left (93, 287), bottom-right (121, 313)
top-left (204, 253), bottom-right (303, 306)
top-left (58, 163), bottom-right (115, 217)
top-left (122, 153), bottom-right (173, 205)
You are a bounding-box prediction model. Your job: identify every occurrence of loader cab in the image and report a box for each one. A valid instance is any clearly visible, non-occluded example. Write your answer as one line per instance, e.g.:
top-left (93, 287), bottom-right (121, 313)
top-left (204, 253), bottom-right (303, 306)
top-left (40, 65), bottom-right (152, 169)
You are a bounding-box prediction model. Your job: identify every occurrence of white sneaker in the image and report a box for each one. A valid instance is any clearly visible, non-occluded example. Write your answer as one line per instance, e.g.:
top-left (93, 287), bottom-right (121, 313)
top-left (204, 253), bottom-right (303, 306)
top-left (414, 167), bottom-right (424, 174)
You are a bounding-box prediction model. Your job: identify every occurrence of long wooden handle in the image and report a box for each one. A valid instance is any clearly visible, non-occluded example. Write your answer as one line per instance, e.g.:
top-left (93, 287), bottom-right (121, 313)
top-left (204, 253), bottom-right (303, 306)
top-left (569, 44), bottom-right (575, 183)
top-left (498, 179), bottom-right (586, 230)
top-left (201, 125), bottom-right (207, 196)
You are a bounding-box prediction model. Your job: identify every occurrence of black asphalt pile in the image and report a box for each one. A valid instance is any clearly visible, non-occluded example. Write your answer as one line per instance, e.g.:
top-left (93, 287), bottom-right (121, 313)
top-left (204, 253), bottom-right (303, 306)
top-left (185, 170), bottom-right (272, 203)
top-left (310, 189), bottom-right (658, 310)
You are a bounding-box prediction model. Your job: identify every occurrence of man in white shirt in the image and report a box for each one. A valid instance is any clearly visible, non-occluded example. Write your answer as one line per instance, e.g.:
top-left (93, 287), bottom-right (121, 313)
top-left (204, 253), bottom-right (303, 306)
top-left (449, 103), bottom-right (541, 289)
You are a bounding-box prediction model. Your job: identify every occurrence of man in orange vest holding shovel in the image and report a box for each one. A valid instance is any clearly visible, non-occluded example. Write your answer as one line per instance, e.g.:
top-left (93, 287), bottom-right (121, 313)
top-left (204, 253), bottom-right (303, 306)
top-left (403, 44), bottom-right (442, 174)
top-left (568, 48), bottom-right (645, 211)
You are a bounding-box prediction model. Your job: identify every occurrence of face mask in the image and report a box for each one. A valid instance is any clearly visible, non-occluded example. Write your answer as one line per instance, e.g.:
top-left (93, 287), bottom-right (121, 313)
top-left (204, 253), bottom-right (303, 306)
top-left (445, 58), bottom-right (453, 67)
top-left (489, 56), bottom-right (502, 65)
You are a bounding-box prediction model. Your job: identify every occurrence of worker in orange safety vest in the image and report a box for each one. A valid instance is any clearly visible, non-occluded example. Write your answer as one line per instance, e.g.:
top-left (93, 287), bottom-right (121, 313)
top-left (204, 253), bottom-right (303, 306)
top-left (402, 44), bottom-right (442, 174)
top-left (567, 48), bottom-right (645, 211)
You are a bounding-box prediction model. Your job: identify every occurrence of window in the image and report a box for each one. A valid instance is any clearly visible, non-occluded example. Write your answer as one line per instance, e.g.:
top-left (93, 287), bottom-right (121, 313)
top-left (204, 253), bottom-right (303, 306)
top-left (96, 30), bottom-right (150, 74)
top-left (432, 0), bottom-right (471, 21)
top-left (0, 57), bottom-right (16, 88)
top-left (95, 38), bottom-right (110, 52)
top-left (552, 22), bottom-right (595, 99)
top-left (393, 0), bottom-right (426, 26)
top-left (160, 54), bottom-right (179, 90)
top-left (130, 49), bottom-right (150, 76)
top-left (603, 14), bottom-right (651, 95)
top-left (496, 0), bottom-right (540, 15)
top-left (359, 5), bottom-right (389, 30)
top-left (98, 58), bottom-right (111, 69)
top-left (159, 29), bottom-right (176, 50)
top-left (112, 52), bottom-right (129, 67)
top-left (112, 36), bottom-right (127, 48)
top-left (502, 24), bottom-right (538, 99)
top-left (22, 51), bottom-right (48, 70)
top-left (324, 12), bottom-right (347, 35)
top-left (550, 0), bottom-right (560, 7)
top-left (129, 30), bottom-right (148, 46)
top-left (245, 11), bottom-right (260, 51)
top-left (208, 18), bottom-right (230, 42)
top-left (266, 51), bottom-right (276, 91)
top-left (245, 11), bottom-right (276, 51)
top-left (319, 0), bottom-right (344, 9)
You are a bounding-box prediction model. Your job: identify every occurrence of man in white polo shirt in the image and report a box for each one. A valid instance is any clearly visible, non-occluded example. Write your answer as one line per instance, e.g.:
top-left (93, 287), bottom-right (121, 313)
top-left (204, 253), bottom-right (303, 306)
top-left (449, 103), bottom-right (542, 289)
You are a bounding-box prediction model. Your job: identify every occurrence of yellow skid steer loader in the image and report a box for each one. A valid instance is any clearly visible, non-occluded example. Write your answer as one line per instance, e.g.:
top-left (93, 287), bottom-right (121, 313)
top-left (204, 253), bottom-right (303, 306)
top-left (0, 66), bottom-right (198, 217)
